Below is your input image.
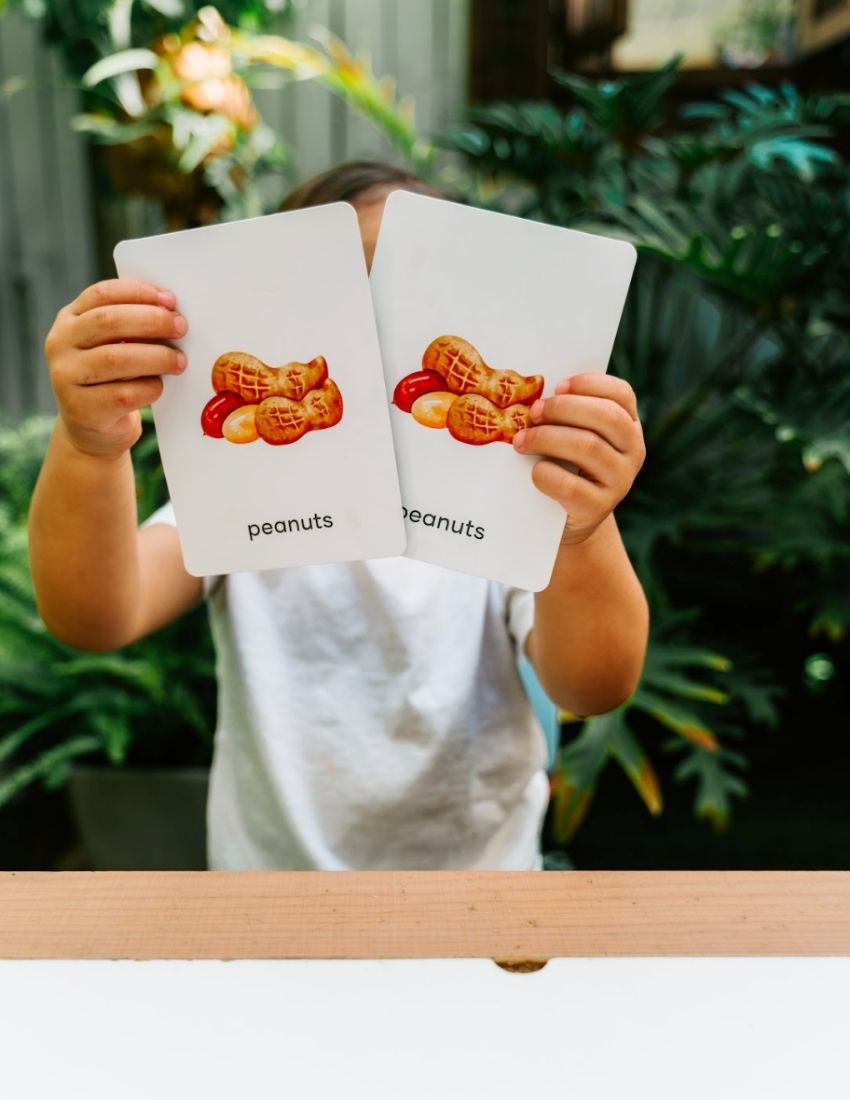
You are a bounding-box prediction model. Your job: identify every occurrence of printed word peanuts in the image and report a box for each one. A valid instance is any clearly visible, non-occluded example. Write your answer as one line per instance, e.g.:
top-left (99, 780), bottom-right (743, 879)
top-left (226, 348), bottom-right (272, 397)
top-left (393, 335), bottom-right (539, 446)
top-left (422, 335), bottom-right (543, 409)
top-left (201, 352), bottom-right (343, 446)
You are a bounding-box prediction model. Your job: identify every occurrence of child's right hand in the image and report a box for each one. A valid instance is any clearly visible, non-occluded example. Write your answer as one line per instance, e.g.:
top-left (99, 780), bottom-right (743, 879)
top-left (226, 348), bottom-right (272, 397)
top-left (44, 279), bottom-right (188, 460)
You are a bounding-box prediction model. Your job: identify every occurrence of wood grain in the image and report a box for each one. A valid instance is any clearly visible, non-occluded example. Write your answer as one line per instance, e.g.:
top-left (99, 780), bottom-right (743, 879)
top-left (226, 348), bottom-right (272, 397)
top-left (1, 872), bottom-right (849, 960)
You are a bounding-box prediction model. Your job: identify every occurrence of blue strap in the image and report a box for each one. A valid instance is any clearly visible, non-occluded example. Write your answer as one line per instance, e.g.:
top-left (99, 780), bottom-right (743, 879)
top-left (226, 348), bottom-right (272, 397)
top-left (518, 655), bottom-right (559, 770)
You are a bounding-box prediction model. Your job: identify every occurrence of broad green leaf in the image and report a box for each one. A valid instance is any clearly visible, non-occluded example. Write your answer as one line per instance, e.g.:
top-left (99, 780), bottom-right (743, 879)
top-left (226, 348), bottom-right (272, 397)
top-left (0, 706), bottom-right (80, 765)
top-left (92, 711), bottom-right (132, 766)
top-left (803, 437), bottom-right (850, 477)
top-left (674, 748), bottom-right (749, 832)
top-left (0, 737), bottom-right (100, 808)
top-left (632, 688), bottom-right (720, 751)
top-left (81, 49), bottom-right (160, 89)
top-left (642, 672), bottom-right (729, 705)
top-left (549, 717), bottom-right (614, 843)
top-left (141, 0), bottom-right (184, 16)
top-left (178, 115), bottom-right (233, 173)
top-left (606, 712), bottom-right (663, 816)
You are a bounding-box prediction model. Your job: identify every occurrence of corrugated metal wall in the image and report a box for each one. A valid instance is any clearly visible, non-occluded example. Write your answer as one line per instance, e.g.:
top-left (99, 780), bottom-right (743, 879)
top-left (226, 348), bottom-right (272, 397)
top-left (0, 0), bottom-right (469, 418)
top-left (0, 12), bottom-right (97, 416)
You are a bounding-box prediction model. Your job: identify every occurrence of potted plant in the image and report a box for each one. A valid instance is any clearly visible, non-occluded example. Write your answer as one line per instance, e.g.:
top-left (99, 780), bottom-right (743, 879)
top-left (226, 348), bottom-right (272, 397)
top-left (4, 0), bottom-right (299, 228)
top-left (5, 0), bottom-right (434, 235)
top-left (441, 61), bottom-right (850, 851)
top-left (0, 414), bottom-right (216, 868)
top-left (0, 5), bottom-right (433, 868)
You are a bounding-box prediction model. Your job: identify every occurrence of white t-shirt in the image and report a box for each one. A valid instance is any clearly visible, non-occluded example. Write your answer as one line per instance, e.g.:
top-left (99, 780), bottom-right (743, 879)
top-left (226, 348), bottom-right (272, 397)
top-left (147, 504), bottom-right (550, 870)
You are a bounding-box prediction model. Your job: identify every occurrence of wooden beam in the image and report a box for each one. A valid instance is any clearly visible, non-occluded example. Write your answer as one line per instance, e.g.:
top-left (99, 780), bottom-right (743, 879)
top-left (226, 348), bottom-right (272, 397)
top-left (1, 871), bottom-right (849, 960)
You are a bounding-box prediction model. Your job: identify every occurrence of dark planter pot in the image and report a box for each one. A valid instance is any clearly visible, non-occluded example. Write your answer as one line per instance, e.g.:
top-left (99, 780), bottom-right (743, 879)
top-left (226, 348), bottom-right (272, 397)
top-left (68, 766), bottom-right (209, 870)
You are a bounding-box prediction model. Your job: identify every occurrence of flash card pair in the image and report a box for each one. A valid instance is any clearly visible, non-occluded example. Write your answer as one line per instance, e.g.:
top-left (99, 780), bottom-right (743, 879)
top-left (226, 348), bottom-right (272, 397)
top-left (114, 193), bottom-right (636, 591)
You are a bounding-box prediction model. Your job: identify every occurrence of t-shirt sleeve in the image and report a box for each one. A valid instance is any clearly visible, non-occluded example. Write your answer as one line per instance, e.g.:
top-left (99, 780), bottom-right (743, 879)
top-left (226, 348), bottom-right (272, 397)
top-left (141, 500), bottom-right (221, 596)
top-left (504, 586), bottom-right (535, 657)
top-left (141, 500), bottom-right (177, 528)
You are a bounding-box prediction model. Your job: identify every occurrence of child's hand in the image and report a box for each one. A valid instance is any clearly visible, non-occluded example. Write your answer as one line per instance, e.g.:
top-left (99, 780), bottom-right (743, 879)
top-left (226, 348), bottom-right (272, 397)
top-left (512, 373), bottom-right (646, 545)
top-left (44, 279), bottom-right (187, 460)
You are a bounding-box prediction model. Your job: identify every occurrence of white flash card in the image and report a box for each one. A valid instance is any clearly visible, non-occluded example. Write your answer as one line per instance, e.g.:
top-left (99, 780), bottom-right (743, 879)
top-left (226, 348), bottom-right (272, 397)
top-left (115, 205), bottom-right (405, 576)
top-left (370, 191), bottom-right (636, 591)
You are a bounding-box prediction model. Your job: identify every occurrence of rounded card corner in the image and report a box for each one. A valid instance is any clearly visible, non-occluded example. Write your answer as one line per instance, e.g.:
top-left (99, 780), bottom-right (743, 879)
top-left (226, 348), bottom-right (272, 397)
top-left (180, 550), bottom-right (206, 579)
top-left (328, 200), bottom-right (361, 224)
top-left (385, 189), bottom-right (427, 213)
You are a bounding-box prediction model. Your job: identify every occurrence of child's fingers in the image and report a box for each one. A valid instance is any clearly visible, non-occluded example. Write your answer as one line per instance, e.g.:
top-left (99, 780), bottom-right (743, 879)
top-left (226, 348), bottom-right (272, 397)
top-left (530, 458), bottom-right (604, 510)
top-left (67, 371), bottom-right (164, 418)
top-left (71, 279), bottom-right (176, 315)
top-left (557, 374), bottom-right (638, 420)
top-left (73, 304), bottom-right (187, 349)
top-left (529, 393), bottom-right (637, 453)
top-left (88, 376), bottom-right (166, 415)
top-left (516, 424), bottom-right (631, 486)
top-left (78, 343), bottom-right (186, 386)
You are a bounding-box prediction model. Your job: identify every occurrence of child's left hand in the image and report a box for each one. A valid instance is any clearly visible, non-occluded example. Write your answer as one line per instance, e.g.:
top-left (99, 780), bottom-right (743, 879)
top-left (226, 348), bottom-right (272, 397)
top-left (512, 373), bottom-right (646, 545)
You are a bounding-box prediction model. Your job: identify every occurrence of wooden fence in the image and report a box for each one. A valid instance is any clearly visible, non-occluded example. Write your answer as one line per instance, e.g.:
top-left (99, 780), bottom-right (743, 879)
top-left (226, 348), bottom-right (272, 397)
top-left (0, 0), bottom-right (469, 418)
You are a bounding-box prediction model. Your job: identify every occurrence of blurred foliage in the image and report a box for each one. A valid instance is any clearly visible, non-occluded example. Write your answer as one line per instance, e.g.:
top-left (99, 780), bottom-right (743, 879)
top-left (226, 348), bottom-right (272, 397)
top-left (715, 0), bottom-right (796, 67)
top-left (0, 416), bottom-right (215, 808)
top-left (6, 0), bottom-right (293, 86)
top-left (240, 24), bottom-right (434, 174)
top-left (5, 1), bottom-right (429, 226)
top-left (0, 4), bottom-right (431, 811)
top-left (442, 60), bottom-right (850, 838)
top-left (2, 27), bottom-right (847, 847)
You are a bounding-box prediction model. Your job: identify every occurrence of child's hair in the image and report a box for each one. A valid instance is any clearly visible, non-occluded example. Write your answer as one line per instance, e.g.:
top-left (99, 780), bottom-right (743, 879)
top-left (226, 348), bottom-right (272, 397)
top-left (280, 159), bottom-right (440, 211)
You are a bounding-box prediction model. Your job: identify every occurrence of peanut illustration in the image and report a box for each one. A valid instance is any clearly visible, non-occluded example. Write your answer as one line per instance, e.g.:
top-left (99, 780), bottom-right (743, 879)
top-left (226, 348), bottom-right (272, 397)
top-left (446, 393), bottom-right (531, 445)
top-left (201, 391), bottom-right (245, 437)
top-left (255, 379), bottom-right (343, 445)
top-left (212, 351), bottom-right (328, 404)
top-left (411, 391), bottom-right (456, 429)
top-left (392, 369), bottom-right (447, 412)
top-left (221, 404), bottom-right (259, 444)
top-left (422, 336), bottom-right (543, 409)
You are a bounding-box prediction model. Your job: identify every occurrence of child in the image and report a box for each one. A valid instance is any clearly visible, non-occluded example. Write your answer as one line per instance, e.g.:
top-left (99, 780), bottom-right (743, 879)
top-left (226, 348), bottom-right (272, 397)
top-left (29, 161), bottom-right (648, 871)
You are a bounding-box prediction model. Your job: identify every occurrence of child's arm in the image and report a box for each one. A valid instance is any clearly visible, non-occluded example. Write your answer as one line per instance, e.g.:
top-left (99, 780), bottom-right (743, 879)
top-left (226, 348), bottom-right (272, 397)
top-left (29, 280), bottom-right (203, 652)
top-left (515, 373), bottom-right (649, 715)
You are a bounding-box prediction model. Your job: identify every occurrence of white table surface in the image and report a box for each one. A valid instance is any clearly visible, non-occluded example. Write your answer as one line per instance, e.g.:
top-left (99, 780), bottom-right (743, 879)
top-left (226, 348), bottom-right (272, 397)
top-left (1, 956), bottom-right (848, 1099)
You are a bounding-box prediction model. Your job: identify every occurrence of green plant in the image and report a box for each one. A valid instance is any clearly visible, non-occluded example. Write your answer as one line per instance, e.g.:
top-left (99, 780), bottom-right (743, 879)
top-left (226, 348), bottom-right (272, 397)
top-left (240, 25), bottom-right (435, 175)
top-left (4, 1), bottom-right (432, 227)
top-left (0, 2), bottom-right (432, 812)
top-left (441, 62), bottom-right (850, 838)
top-left (6, 0), bottom-right (291, 82)
top-left (2, 0), bottom-right (296, 225)
top-left (715, 0), bottom-right (796, 65)
top-left (0, 415), bottom-right (216, 808)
